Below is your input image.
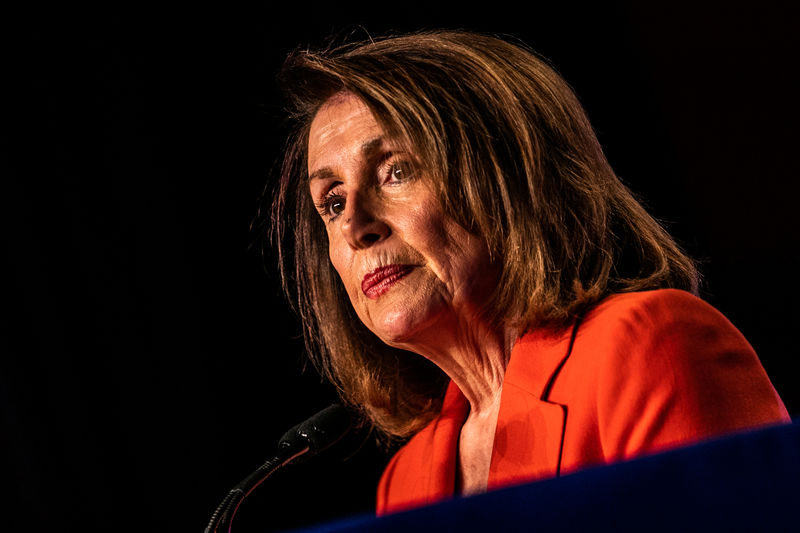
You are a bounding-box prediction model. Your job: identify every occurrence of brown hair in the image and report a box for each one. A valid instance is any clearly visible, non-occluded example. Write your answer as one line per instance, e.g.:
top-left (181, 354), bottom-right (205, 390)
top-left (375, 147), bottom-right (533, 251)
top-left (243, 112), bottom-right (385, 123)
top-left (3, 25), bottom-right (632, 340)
top-left (266, 30), bottom-right (699, 439)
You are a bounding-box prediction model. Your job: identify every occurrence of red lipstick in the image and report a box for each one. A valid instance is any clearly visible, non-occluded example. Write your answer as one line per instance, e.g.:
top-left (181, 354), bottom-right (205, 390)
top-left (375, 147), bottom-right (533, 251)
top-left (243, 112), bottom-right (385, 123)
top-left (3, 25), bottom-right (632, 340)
top-left (361, 265), bottom-right (414, 299)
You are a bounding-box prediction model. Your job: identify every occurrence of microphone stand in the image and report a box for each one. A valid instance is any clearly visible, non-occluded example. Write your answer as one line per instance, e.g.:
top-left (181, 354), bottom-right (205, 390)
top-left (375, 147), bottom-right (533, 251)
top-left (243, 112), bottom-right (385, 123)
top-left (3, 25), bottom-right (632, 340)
top-left (204, 404), bottom-right (353, 533)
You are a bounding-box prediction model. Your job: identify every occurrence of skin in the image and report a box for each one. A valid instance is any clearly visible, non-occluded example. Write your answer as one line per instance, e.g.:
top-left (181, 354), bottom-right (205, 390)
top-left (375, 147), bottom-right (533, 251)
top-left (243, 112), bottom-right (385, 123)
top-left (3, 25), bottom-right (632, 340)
top-left (307, 93), bottom-right (519, 495)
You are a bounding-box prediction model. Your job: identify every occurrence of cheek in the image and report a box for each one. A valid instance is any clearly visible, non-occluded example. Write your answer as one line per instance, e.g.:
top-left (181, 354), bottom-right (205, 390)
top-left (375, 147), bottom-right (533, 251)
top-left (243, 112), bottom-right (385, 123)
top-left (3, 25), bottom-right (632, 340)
top-left (326, 233), bottom-right (347, 281)
top-left (326, 237), bottom-right (376, 328)
top-left (397, 204), bottom-right (462, 280)
top-left (424, 214), bottom-right (495, 295)
top-left (327, 233), bottom-right (360, 298)
top-left (397, 199), bottom-right (451, 249)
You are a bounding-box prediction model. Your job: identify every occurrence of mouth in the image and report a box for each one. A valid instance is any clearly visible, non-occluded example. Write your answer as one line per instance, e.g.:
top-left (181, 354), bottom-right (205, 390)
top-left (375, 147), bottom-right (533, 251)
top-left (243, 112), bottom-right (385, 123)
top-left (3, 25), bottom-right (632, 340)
top-left (361, 264), bottom-right (415, 299)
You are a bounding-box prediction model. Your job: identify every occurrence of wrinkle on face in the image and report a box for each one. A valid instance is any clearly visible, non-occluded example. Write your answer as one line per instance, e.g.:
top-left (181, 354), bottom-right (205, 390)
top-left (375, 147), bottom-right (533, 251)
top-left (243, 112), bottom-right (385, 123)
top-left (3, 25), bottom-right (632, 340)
top-left (307, 93), bottom-right (507, 395)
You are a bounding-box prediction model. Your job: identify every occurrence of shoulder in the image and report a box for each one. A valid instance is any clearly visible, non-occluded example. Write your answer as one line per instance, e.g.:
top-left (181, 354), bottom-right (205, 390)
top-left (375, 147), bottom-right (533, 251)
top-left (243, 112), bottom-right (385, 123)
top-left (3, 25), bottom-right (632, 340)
top-left (575, 288), bottom-right (753, 367)
top-left (570, 288), bottom-right (779, 403)
top-left (557, 289), bottom-right (789, 459)
top-left (582, 288), bottom-right (728, 332)
top-left (555, 289), bottom-right (751, 412)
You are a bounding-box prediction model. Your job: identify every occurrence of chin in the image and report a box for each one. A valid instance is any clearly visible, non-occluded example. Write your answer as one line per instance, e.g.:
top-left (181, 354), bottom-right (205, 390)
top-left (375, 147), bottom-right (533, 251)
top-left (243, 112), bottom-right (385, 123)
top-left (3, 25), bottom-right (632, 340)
top-left (369, 297), bottom-right (446, 350)
top-left (350, 274), bottom-right (449, 349)
top-left (372, 310), bottom-right (422, 346)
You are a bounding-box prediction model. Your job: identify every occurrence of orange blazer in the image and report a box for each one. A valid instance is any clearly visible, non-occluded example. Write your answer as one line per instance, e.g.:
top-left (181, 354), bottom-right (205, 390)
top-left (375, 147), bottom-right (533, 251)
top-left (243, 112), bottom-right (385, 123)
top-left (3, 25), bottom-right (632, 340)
top-left (376, 289), bottom-right (790, 515)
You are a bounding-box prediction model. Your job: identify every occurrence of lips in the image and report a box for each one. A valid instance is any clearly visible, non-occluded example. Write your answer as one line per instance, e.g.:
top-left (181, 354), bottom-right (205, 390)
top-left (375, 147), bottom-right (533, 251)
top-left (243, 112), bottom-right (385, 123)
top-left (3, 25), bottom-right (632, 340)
top-left (361, 264), bottom-right (415, 299)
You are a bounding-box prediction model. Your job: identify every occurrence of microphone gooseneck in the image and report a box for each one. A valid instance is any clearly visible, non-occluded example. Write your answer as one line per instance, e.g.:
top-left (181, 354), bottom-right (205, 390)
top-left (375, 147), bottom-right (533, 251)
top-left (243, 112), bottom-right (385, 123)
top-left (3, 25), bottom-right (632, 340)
top-left (204, 404), bottom-right (353, 533)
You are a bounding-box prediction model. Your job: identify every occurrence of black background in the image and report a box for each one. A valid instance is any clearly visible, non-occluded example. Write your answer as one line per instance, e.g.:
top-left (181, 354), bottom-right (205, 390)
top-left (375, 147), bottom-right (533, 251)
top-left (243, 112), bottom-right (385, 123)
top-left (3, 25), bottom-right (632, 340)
top-left (3, 2), bottom-right (798, 532)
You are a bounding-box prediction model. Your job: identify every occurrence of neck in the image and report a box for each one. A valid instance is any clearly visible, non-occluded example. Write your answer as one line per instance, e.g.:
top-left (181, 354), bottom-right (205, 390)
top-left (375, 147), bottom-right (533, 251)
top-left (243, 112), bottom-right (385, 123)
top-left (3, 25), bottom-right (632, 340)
top-left (396, 312), bottom-right (518, 416)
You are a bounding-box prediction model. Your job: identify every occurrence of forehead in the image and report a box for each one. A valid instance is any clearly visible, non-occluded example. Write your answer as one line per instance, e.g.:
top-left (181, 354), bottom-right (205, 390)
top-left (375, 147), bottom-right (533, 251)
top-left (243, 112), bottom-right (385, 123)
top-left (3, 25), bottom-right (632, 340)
top-left (307, 94), bottom-right (383, 170)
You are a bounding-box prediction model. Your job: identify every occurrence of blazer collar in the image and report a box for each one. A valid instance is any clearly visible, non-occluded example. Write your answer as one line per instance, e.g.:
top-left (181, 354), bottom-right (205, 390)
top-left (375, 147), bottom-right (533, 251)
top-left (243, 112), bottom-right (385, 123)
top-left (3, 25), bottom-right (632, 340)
top-left (488, 326), bottom-right (577, 489)
top-left (422, 380), bottom-right (470, 503)
top-left (425, 324), bottom-right (578, 497)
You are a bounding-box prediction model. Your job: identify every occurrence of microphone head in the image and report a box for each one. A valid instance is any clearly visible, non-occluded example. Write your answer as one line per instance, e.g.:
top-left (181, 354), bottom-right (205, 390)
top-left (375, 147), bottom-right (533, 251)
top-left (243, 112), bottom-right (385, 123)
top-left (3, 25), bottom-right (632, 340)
top-left (298, 404), bottom-right (353, 453)
top-left (279, 404), bottom-right (353, 456)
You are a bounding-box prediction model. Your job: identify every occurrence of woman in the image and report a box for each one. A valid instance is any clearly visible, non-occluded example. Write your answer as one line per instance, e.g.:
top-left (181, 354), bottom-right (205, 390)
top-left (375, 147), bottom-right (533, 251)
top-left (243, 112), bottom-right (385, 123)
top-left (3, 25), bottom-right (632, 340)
top-left (269, 30), bottom-right (789, 514)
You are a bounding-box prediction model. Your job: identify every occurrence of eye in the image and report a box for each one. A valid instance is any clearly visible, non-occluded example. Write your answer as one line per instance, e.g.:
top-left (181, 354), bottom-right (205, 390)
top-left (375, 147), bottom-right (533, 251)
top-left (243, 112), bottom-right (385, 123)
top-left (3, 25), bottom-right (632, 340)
top-left (389, 164), bottom-right (406, 181)
top-left (329, 196), bottom-right (345, 216)
top-left (385, 160), bottom-right (415, 183)
top-left (315, 192), bottom-right (346, 221)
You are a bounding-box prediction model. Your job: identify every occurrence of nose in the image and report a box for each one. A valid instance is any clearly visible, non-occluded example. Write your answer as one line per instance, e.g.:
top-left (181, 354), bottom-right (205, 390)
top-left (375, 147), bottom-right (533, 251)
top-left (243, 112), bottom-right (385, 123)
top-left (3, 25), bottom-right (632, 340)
top-left (340, 190), bottom-right (391, 250)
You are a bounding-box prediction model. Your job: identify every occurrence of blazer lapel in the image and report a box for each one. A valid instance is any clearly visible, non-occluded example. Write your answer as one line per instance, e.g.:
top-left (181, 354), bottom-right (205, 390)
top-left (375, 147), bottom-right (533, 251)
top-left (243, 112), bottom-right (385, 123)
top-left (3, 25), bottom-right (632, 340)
top-left (488, 324), bottom-right (578, 489)
top-left (424, 380), bottom-right (470, 503)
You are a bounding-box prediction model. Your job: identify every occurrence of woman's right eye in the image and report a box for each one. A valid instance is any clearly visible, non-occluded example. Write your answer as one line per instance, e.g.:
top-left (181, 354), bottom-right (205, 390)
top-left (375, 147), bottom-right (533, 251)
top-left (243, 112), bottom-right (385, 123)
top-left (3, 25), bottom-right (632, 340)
top-left (316, 193), bottom-right (346, 220)
top-left (329, 197), bottom-right (345, 216)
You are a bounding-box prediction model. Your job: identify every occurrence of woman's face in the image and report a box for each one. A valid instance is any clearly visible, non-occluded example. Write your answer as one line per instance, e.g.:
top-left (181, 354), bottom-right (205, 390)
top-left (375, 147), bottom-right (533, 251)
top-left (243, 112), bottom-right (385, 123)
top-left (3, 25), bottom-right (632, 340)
top-left (307, 93), bottom-right (495, 349)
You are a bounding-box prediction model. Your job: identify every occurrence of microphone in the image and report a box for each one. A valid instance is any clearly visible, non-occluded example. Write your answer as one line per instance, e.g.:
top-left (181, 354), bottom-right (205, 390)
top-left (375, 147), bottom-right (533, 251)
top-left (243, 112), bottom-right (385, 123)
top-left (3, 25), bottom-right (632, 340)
top-left (204, 404), bottom-right (353, 533)
top-left (278, 404), bottom-right (354, 456)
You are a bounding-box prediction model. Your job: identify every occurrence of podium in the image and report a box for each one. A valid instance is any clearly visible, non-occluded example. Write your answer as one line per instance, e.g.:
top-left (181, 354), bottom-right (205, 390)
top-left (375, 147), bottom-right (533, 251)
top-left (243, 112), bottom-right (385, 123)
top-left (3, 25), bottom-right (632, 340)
top-left (297, 421), bottom-right (799, 532)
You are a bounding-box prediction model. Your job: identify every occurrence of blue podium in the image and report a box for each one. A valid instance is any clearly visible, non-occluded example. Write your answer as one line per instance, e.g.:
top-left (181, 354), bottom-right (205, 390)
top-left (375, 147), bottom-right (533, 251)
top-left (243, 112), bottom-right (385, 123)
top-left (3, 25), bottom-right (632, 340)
top-left (297, 421), bottom-right (799, 532)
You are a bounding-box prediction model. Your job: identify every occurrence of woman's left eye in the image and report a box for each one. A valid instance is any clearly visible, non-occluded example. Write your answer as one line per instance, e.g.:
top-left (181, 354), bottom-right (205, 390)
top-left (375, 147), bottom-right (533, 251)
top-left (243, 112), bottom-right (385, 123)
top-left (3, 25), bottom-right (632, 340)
top-left (386, 161), bottom-right (414, 182)
top-left (390, 165), bottom-right (405, 180)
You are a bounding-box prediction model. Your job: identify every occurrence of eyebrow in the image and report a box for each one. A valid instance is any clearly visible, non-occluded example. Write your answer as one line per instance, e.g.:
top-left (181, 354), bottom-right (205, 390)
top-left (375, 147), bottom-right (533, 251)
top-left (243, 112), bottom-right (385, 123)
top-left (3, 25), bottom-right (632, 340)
top-left (308, 136), bottom-right (385, 182)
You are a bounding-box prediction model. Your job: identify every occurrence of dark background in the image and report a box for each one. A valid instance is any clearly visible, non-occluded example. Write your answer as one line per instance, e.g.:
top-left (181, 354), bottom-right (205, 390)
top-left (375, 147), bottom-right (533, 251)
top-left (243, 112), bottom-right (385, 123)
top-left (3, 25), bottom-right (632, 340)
top-left (2, 2), bottom-right (798, 532)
